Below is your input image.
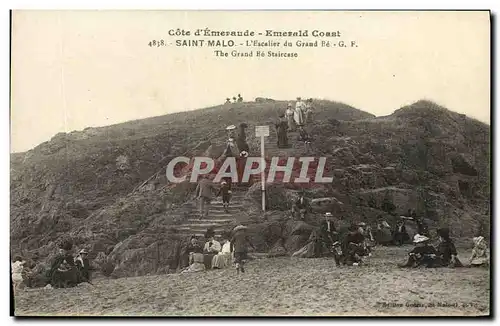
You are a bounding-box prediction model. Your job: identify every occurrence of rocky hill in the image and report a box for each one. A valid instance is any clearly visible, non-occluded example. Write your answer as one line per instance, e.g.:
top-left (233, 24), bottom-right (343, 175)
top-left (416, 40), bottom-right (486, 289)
top-left (10, 99), bottom-right (490, 281)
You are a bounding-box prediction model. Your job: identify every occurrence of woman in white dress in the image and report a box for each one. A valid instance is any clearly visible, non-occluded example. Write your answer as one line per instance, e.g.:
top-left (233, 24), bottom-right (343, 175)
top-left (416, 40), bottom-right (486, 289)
top-left (11, 256), bottom-right (25, 294)
top-left (212, 237), bottom-right (232, 269)
top-left (294, 97), bottom-right (306, 127)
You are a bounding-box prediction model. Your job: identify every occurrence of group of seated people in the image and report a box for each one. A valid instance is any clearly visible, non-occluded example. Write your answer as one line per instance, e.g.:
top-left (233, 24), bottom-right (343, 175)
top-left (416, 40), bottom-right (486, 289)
top-left (181, 225), bottom-right (255, 274)
top-left (399, 228), bottom-right (489, 268)
top-left (292, 212), bottom-right (373, 267)
top-left (12, 242), bottom-right (92, 290)
top-left (290, 208), bottom-right (489, 270)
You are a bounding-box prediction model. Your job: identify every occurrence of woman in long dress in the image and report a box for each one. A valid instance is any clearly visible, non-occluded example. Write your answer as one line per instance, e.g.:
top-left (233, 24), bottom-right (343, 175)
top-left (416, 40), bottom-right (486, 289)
top-left (275, 114), bottom-right (289, 148)
top-left (212, 237), bottom-right (232, 269)
top-left (469, 236), bottom-right (489, 267)
top-left (285, 103), bottom-right (296, 131)
top-left (294, 97), bottom-right (306, 127)
top-left (181, 253), bottom-right (205, 273)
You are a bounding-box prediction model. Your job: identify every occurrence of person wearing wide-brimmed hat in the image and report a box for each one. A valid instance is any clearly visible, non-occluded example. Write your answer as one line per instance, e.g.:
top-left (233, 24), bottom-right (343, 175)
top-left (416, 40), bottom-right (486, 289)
top-left (230, 225), bottom-right (255, 274)
top-left (468, 235), bottom-right (489, 267)
top-left (226, 124), bottom-right (237, 139)
top-left (75, 249), bottom-right (92, 282)
top-left (436, 228), bottom-right (463, 267)
top-left (398, 234), bottom-right (437, 268)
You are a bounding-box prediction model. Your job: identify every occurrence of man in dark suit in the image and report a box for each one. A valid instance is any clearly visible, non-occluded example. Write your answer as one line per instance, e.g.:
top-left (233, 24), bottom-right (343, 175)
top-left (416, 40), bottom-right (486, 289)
top-left (292, 191), bottom-right (311, 220)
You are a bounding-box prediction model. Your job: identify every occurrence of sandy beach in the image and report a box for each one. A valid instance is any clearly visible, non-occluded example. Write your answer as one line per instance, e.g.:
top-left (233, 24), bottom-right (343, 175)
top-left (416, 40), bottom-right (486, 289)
top-left (13, 246), bottom-right (489, 317)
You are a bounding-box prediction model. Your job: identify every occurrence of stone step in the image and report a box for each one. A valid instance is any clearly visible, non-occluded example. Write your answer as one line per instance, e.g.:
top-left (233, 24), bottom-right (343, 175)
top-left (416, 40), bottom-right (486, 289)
top-left (186, 218), bottom-right (234, 223)
top-left (174, 212), bottom-right (234, 219)
top-left (180, 203), bottom-right (244, 209)
top-left (176, 222), bottom-right (234, 228)
top-left (175, 226), bottom-right (228, 233)
top-left (176, 232), bottom-right (224, 239)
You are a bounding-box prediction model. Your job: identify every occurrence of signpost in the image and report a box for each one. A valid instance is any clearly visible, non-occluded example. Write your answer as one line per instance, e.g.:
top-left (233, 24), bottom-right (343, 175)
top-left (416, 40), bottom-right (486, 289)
top-left (255, 125), bottom-right (270, 212)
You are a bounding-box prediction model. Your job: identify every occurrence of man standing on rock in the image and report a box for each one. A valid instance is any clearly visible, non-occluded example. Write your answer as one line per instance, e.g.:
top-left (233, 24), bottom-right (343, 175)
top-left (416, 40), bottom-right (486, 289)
top-left (292, 191), bottom-right (311, 220)
top-left (194, 174), bottom-right (216, 219)
top-left (319, 212), bottom-right (338, 255)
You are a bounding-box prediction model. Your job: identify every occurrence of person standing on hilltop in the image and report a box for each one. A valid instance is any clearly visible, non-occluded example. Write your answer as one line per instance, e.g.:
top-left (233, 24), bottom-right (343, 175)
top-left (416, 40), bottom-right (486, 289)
top-left (275, 114), bottom-right (289, 148)
top-left (237, 94), bottom-right (243, 102)
top-left (225, 98), bottom-right (231, 104)
top-left (194, 174), bottom-right (216, 219)
top-left (294, 97), bottom-right (306, 127)
top-left (285, 103), bottom-right (296, 131)
top-left (305, 98), bottom-right (314, 124)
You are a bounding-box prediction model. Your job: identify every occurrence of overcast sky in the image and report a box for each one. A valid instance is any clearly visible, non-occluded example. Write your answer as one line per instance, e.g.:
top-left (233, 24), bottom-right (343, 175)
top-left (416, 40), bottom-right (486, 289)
top-left (11, 10), bottom-right (490, 153)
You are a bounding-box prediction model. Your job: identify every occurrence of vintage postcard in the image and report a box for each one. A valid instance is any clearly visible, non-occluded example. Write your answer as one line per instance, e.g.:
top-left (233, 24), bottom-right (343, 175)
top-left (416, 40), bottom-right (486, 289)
top-left (10, 10), bottom-right (491, 317)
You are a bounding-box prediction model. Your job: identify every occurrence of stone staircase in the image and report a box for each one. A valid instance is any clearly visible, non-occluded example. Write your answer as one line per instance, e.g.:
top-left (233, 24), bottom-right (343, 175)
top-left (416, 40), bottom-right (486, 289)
top-left (168, 126), bottom-right (308, 239)
top-left (170, 188), bottom-right (247, 239)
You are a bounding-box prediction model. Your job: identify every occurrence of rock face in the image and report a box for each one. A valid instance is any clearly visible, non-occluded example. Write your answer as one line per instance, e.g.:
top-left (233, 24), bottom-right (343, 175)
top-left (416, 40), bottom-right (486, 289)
top-left (11, 100), bottom-right (490, 282)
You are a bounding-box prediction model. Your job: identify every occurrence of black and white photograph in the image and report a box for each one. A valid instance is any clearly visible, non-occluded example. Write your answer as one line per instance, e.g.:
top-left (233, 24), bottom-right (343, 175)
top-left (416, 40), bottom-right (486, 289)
top-left (9, 10), bottom-right (491, 317)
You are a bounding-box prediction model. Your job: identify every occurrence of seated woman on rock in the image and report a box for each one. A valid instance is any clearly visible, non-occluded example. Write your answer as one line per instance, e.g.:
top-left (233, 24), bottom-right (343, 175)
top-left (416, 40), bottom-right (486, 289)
top-left (212, 234), bottom-right (232, 269)
top-left (436, 228), bottom-right (463, 267)
top-left (47, 241), bottom-right (80, 288)
top-left (203, 231), bottom-right (221, 270)
top-left (180, 236), bottom-right (203, 269)
top-left (181, 252), bottom-right (206, 273)
top-left (398, 234), bottom-right (437, 268)
top-left (468, 235), bottom-right (489, 267)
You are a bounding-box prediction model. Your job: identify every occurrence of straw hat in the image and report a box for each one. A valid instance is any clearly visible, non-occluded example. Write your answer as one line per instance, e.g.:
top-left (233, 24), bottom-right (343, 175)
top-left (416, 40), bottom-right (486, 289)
top-left (413, 234), bottom-right (430, 243)
top-left (79, 249), bottom-right (88, 255)
top-left (239, 151), bottom-right (249, 157)
top-left (233, 225), bottom-right (248, 232)
top-left (325, 212), bottom-right (333, 217)
top-left (287, 102), bottom-right (293, 107)
top-left (226, 125), bottom-right (236, 131)
top-left (473, 236), bottom-right (485, 247)
top-left (221, 180), bottom-right (227, 185)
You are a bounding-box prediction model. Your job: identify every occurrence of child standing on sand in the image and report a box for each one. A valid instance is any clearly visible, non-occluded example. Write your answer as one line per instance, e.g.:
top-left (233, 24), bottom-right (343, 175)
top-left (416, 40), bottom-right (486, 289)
top-left (230, 225), bottom-right (255, 274)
